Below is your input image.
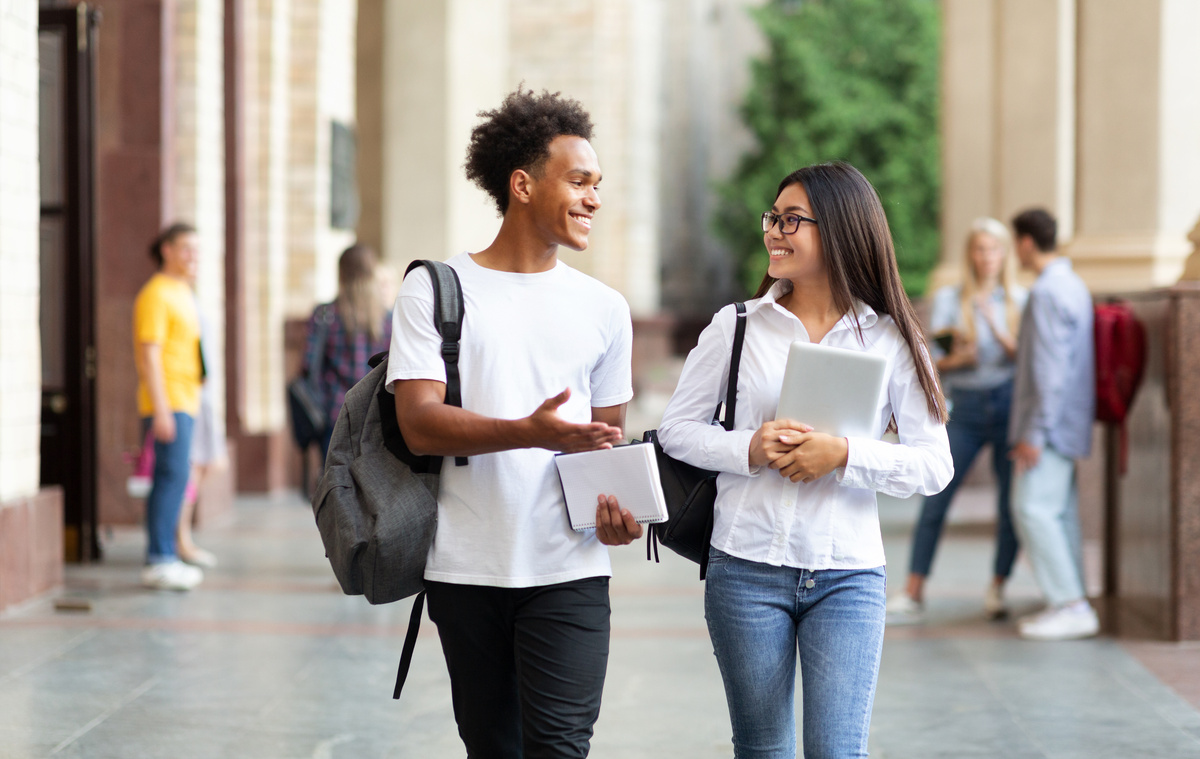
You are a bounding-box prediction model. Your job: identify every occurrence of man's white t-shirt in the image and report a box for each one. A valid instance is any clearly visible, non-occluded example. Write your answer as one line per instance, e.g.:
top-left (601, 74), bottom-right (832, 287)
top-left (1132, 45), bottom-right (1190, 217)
top-left (386, 253), bottom-right (634, 588)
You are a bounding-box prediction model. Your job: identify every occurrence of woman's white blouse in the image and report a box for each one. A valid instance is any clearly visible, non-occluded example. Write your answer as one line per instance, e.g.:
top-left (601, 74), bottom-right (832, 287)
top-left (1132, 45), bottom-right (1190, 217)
top-left (657, 281), bottom-right (953, 570)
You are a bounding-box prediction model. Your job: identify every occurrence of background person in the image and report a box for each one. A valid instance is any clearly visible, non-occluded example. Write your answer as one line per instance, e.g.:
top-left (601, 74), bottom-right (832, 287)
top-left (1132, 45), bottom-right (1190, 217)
top-left (301, 243), bottom-right (393, 462)
top-left (133, 222), bottom-right (205, 591)
top-left (888, 217), bottom-right (1026, 623)
top-left (1008, 208), bottom-right (1098, 641)
top-left (658, 162), bottom-right (952, 758)
top-left (176, 299), bottom-right (225, 569)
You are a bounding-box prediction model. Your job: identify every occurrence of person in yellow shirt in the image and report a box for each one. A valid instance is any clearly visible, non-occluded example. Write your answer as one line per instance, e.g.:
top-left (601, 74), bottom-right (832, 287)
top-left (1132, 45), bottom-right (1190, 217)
top-left (133, 222), bottom-right (205, 591)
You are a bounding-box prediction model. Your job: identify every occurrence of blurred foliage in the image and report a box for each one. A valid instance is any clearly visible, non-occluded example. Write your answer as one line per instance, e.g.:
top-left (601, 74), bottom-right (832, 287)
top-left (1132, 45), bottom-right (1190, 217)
top-left (715, 0), bottom-right (941, 297)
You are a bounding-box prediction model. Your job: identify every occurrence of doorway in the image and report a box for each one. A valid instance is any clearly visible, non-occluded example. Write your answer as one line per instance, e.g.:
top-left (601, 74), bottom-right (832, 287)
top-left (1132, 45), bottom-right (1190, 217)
top-left (38, 4), bottom-right (100, 562)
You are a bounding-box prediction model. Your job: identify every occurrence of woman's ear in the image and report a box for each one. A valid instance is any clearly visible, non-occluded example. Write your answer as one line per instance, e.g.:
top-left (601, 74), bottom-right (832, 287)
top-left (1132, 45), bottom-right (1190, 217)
top-left (510, 169), bottom-right (533, 206)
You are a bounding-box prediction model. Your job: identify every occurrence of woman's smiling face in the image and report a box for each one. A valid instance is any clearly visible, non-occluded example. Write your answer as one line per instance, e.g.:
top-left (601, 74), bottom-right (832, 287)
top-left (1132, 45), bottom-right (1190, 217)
top-left (765, 182), bottom-right (825, 285)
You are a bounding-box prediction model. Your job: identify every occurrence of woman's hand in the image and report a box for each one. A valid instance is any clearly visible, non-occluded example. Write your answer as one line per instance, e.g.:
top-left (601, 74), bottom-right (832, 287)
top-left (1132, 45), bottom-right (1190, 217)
top-left (152, 411), bottom-right (177, 443)
top-left (936, 332), bottom-right (977, 372)
top-left (769, 432), bottom-right (849, 483)
top-left (749, 419), bottom-right (813, 469)
top-left (976, 301), bottom-right (1018, 358)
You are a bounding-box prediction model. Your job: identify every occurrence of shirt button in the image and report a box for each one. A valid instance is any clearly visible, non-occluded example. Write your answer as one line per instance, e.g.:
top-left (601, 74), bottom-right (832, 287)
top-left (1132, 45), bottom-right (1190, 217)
top-left (805, 579), bottom-right (815, 589)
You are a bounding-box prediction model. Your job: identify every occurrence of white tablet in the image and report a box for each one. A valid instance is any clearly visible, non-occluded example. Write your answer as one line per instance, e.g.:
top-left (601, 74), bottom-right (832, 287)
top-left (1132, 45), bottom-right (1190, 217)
top-left (774, 341), bottom-right (888, 438)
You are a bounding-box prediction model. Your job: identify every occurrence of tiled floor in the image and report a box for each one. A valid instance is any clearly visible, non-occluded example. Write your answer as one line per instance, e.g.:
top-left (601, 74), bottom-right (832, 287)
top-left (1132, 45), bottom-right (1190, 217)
top-left (1, 489), bottom-right (1198, 758)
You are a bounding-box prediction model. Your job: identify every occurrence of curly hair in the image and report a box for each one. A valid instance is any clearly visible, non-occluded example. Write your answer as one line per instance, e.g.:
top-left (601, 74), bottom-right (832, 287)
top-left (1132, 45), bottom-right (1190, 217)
top-left (465, 87), bottom-right (594, 216)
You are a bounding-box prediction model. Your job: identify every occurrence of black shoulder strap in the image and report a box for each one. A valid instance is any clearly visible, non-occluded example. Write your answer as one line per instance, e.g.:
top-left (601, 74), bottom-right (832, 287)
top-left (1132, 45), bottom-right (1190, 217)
top-left (392, 589), bottom-right (426, 699)
top-left (405, 260), bottom-right (467, 466)
top-left (721, 302), bottom-right (748, 431)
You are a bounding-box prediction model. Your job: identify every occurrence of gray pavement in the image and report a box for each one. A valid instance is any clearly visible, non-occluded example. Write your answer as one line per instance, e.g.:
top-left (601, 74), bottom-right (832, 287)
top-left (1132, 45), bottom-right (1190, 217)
top-left (1, 489), bottom-right (1198, 758)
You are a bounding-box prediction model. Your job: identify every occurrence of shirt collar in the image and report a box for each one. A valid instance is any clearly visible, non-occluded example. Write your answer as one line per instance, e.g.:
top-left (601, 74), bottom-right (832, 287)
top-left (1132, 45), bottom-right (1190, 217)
top-left (1042, 257), bottom-right (1073, 276)
top-left (749, 278), bottom-right (880, 332)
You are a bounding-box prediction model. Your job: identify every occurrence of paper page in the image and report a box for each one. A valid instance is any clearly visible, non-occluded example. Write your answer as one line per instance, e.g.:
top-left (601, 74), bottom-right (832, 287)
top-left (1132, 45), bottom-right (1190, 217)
top-left (554, 443), bottom-right (669, 531)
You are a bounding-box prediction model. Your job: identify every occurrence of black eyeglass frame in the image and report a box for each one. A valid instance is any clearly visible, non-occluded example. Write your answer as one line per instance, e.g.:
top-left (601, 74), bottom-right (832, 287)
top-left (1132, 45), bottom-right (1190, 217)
top-left (761, 211), bottom-right (818, 235)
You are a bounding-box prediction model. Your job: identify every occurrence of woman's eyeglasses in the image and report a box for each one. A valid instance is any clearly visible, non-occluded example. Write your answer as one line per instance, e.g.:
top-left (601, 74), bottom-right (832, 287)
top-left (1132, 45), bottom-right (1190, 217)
top-left (761, 212), bottom-right (817, 235)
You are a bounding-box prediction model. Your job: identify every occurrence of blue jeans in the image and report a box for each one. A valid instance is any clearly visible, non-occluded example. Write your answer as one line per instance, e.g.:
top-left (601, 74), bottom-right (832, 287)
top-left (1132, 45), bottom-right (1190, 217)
top-left (909, 382), bottom-right (1018, 579)
top-left (1011, 445), bottom-right (1085, 606)
top-left (704, 548), bottom-right (886, 759)
top-left (142, 412), bottom-right (195, 565)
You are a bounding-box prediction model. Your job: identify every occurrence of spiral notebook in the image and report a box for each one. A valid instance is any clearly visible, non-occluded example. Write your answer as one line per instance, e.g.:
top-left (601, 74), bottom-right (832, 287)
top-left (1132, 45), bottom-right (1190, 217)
top-left (554, 443), bottom-right (669, 532)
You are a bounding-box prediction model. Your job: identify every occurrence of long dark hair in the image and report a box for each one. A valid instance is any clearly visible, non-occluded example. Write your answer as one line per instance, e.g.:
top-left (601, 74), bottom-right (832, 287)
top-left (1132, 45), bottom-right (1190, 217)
top-left (754, 162), bottom-right (947, 422)
top-left (149, 222), bottom-right (196, 268)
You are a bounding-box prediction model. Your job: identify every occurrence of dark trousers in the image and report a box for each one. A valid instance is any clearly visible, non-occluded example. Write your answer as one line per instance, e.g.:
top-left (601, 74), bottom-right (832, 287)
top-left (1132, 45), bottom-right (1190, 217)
top-left (909, 381), bottom-right (1019, 579)
top-left (425, 577), bottom-right (611, 759)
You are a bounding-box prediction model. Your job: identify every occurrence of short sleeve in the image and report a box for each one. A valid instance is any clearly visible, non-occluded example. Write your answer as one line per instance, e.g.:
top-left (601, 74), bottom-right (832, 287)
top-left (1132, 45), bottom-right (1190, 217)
top-left (134, 282), bottom-right (169, 346)
top-left (386, 266), bottom-right (448, 391)
top-left (588, 296), bottom-right (634, 408)
top-left (929, 286), bottom-right (961, 335)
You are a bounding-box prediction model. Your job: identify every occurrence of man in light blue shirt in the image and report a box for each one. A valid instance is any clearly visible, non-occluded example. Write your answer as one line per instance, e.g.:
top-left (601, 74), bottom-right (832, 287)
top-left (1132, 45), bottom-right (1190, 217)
top-left (1008, 208), bottom-right (1098, 640)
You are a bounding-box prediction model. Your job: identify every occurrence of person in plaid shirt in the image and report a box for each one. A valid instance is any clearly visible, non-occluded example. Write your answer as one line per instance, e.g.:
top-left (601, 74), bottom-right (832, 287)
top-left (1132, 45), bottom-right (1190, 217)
top-left (302, 244), bottom-right (393, 460)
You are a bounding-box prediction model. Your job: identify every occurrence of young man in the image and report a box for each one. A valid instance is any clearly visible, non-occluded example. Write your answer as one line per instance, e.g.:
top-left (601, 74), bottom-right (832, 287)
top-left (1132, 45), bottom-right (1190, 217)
top-left (1008, 208), bottom-right (1098, 640)
top-left (387, 89), bottom-right (643, 757)
top-left (133, 223), bottom-right (205, 591)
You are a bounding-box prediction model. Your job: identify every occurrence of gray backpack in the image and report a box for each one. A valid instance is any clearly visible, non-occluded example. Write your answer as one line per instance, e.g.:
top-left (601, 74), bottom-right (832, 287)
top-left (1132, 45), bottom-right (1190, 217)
top-left (311, 259), bottom-right (464, 698)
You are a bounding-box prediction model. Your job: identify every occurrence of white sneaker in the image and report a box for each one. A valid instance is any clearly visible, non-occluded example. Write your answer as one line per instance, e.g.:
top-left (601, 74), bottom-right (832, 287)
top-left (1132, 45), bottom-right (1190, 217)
top-left (142, 561), bottom-right (203, 591)
top-left (984, 584), bottom-right (1007, 619)
top-left (885, 594), bottom-right (924, 625)
top-left (1018, 602), bottom-right (1099, 640)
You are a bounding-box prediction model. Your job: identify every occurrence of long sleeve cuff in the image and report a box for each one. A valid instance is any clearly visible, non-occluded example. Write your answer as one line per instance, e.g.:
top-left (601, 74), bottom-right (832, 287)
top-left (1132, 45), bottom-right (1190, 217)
top-left (840, 437), bottom-right (896, 491)
top-left (711, 429), bottom-right (758, 477)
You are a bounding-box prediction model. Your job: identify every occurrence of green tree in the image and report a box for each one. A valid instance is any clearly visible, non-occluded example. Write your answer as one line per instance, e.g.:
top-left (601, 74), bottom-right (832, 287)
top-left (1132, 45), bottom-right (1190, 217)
top-left (716, 0), bottom-right (941, 297)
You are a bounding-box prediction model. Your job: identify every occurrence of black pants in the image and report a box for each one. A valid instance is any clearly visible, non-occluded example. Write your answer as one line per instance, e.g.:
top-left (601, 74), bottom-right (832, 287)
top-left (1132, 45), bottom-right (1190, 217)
top-left (425, 577), bottom-right (611, 759)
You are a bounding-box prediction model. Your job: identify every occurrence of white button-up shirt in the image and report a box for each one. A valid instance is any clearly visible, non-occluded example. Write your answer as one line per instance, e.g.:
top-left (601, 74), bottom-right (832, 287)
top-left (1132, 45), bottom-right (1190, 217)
top-left (658, 281), bottom-right (953, 570)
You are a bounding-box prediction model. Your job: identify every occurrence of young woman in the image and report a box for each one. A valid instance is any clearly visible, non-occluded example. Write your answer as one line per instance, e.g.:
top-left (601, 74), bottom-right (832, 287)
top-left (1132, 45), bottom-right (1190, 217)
top-left (134, 223), bottom-right (205, 591)
top-left (887, 218), bottom-right (1027, 624)
top-left (658, 162), bottom-right (952, 758)
top-left (301, 243), bottom-right (393, 461)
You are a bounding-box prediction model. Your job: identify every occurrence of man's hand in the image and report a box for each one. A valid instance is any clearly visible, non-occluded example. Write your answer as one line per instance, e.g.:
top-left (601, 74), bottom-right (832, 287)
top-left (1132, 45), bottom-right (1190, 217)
top-left (1009, 441), bottom-right (1041, 472)
top-left (749, 419), bottom-right (813, 469)
top-left (769, 431), bottom-right (849, 483)
top-left (594, 495), bottom-right (643, 545)
top-left (152, 411), bottom-right (176, 443)
top-left (525, 388), bottom-right (623, 452)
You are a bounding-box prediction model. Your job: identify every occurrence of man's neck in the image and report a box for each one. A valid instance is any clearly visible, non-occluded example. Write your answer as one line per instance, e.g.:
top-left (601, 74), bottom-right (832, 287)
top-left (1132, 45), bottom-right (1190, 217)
top-left (471, 215), bottom-right (560, 274)
top-left (1031, 252), bottom-right (1062, 276)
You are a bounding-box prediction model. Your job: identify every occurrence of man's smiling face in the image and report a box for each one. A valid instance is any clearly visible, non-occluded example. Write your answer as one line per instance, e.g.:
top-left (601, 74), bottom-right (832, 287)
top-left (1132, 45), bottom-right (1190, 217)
top-left (526, 135), bottom-right (602, 252)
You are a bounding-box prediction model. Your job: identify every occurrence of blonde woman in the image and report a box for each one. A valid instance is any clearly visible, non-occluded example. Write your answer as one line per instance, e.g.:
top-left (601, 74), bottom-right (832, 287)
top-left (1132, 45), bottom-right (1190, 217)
top-left (887, 217), bottom-right (1027, 623)
top-left (302, 244), bottom-right (393, 460)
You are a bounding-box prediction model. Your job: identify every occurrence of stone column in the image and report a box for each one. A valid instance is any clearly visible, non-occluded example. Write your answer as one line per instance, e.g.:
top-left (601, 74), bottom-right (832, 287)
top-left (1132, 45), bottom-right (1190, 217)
top-left (0, 1), bottom-right (42, 505)
top-left (0, 0), bottom-right (64, 612)
top-left (1068, 0), bottom-right (1200, 291)
top-left (372, 0), bottom-right (508, 276)
top-left (285, 0), bottom-right (356, 317)
top-left (172, 0), bottom-right (232, 521)
top-left (232, 0), bottom-right (292, 491)
top-left (934, 0), bottom-right (1075, 290)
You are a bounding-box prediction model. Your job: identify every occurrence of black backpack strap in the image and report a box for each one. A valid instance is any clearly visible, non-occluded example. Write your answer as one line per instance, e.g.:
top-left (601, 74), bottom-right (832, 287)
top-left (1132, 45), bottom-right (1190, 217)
top-left (405, 260), bottom-right (468, 467)
top-left (392, 589), bottom-right (426, 699)
top-left (722, 302), bottom-right (749, 431)
top-left (701, 302), bottom-right (747, 582)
